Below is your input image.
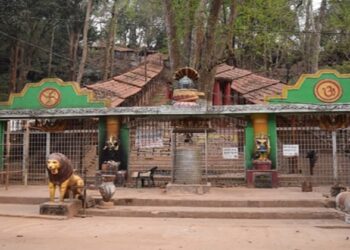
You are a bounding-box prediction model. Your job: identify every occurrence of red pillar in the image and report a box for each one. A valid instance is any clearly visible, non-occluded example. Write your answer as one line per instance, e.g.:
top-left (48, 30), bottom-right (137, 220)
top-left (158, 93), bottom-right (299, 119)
top-left (223, 81), bottom-right (232, 105)
top-left (212, 81), bottom-right (222, 105)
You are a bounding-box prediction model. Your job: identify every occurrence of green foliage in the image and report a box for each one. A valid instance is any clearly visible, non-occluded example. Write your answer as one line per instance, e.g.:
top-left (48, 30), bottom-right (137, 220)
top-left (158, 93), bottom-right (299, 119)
top-left (321, 0), bottom-right (350, 67)
top-left (116, 0), bottom-right (166, 49)
top-left (234, 0), bottom-right (299, 72)
top-left (326, 61), bottom-right (350, 74)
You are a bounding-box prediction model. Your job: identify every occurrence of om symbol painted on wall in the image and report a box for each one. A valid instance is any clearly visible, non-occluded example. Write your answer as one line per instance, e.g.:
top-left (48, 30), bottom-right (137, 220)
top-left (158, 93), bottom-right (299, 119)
top-left (314, 79), bottom-right (342, 103)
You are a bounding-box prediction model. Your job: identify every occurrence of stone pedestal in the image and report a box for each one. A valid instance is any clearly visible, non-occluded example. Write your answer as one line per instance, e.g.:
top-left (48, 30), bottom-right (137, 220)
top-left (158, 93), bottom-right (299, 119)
top-left (39, 200), bottom-right (81, 217)
top-left (253, 159), bottom-right (272, 170)
top-left (166, 183), bottom-right (211, 194)
top-left (97, 200), bottom-right (115, 209)
top-left (246, 170), bottom-right (278, 188)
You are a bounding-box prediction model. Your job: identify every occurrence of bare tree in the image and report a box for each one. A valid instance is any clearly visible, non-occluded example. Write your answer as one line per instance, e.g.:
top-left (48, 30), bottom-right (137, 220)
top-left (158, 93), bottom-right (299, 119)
top-left (190, 0), bottom-right (207, 70)
top-left (163, 0), bottom-right (182, 73)
top-left (303, 0), bottom-right (327, 73)
top-left (197, 0), bottom-right (223, 100)
top-left (103, 0), bottom-right (118, 80)
top-left (164, 0), bottom-right (240, 103)
top-left (311, 0), bottom-right (327, 73)
top-left (77, 0), bottom-right (93, 84)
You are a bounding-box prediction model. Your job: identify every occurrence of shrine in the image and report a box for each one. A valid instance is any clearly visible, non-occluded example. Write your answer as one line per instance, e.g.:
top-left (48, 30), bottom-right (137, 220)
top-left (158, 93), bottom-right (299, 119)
top-left (0, 69), bottom-right (350, 190)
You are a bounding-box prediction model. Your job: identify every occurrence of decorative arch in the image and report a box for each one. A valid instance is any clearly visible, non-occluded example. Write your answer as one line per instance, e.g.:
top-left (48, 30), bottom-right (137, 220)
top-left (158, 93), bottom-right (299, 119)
top-left (266, 70), bottom-right (350, 104)
top-left (0, 78), bottom-right (108, 110)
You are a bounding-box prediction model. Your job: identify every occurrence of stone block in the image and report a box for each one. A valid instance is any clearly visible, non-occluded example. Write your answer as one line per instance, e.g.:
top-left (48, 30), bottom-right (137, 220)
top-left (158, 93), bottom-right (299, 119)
top-left (166, 183), bottom-right (211, 194)
top-left (39, 200), bottom-right (81, 218)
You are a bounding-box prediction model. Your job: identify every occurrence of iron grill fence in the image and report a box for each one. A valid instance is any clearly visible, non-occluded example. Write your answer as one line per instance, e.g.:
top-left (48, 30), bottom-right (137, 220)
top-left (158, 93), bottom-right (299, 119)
top-left (0, 119), bottom-right (98, 185)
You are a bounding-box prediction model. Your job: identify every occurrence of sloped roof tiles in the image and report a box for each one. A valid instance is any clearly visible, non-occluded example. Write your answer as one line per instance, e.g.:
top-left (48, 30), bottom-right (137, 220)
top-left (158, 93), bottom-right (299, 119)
top-left (216, 64), bottom-right (285, 104)
top-left (86, 53), bottom-right (164, 107)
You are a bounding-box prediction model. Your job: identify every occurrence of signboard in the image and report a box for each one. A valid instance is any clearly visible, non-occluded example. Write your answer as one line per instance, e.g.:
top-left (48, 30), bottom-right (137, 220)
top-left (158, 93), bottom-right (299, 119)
top-left (135, 127), bottom-right (163, 148)
top-left (222, 147), bottom-right (239, 159)
top-left (283, 144), bottom-right (299, 157)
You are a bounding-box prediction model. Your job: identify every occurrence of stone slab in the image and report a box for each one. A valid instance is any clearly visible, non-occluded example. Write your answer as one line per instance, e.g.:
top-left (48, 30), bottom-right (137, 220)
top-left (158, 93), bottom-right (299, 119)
top-left (166, 183), bottom-right (211, 194)
top-left (246, 170), bottom-right (278, 188)
top-left (39, 200), bottom-right (81, 218)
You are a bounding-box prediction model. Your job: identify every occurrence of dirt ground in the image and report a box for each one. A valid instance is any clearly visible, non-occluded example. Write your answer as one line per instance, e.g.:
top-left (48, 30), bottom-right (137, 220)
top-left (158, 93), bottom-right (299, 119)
top-left (0, 216), bottom-right (349, 250)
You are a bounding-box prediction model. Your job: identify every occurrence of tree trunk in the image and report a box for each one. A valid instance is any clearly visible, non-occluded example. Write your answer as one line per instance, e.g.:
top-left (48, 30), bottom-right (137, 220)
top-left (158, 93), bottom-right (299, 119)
top-left (183, 0), bottom-right (196, 66)
top-left (190, 0), bottom-right (207, 69)
top-left (103, 0), bottom-right (118, 80)
top-left (48, 26), bottom-right (56, 77)
top-left (303, 0), bottom-right (315, 73)
top-left (68, 30), bottom-right (79, 80)
top-left (18, 46), bottom-right (32, 92)
top-left (77, 0), bottom-right (93, 84)
top-left (198, 0), bottom-right (222, 102)
top-left (9, 41), bottom-right (20, 93)
top-left (163, 0), bottom-right (182, 73)
top-left (310, 0), bottom-right (327, 73)
top-left (218, 0), bottom-right (238, 64)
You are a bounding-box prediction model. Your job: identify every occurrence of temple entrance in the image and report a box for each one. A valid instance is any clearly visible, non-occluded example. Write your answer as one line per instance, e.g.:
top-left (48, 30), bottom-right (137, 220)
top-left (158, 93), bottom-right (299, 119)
top-left (128, 117), bottom-right (246, 186)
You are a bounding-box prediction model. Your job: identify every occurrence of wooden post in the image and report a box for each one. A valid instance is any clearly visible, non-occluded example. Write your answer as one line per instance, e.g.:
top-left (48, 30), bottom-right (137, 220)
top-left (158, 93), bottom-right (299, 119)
top-left (45, 132), bottom-right (50, 181)
top-left (0, 121), bottom-right (4, 172)
top-left (332, 131), bottom-right (338, 183)
top-left (5, 121), bottom-right (11, 190)
top-left (22, 121), bottom-right (29, 186)
top-left (171, 129), bottom-right (175, 183)
top-left (205, 129), bottom-right (208, 183)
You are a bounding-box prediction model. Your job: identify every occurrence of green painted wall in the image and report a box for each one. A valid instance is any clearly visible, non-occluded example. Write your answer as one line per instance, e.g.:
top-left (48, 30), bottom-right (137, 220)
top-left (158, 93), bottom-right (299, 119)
top-left (268, 114), bottom-right (277, 169)
top-left (119, 124), bottom-right (129, 171)
top-left (269, 71), bottom-right (350, 104)
top-left (0, 121), bottom-right (4, 171)
top-left (244, 114), bottom-right (277, 170)
top-left (0, 79), bottom-right (106, 110)
top-left (244, 119), bottom-right (254, 170)
top-left (98, 117), bottom-right (107, 168)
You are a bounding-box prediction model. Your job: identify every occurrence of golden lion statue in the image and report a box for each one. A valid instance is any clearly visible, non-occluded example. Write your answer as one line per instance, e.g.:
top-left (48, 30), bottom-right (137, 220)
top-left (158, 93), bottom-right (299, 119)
top-left (46, 153), bottom-right (84, 202)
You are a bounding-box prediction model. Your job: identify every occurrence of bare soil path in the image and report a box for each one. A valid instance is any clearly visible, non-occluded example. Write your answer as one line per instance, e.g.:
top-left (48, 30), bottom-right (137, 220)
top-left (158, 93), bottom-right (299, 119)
top-left (0, 217), bottom-right (349, 250)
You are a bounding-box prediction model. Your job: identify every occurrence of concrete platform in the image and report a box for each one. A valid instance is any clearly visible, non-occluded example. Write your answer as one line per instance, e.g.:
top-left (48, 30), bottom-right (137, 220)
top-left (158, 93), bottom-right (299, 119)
top-left (0, 185), bottom-right (345, 220)
top-left (84, 206), bottom-right (343, 220)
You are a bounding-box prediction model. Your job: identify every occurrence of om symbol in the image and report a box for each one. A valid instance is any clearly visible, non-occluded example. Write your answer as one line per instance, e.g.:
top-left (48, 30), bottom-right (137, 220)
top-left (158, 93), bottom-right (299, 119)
top-left (322, 85), bottom-right (337, 98)
top-left (315, 80), bottom-right (342, 103)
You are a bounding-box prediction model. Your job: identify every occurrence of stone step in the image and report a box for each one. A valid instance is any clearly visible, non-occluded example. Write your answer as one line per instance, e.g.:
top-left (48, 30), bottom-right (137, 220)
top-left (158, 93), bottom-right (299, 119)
top-left (110, 198), bottom-right (334, 208)
top-left (81, 206), bottom-right (343, 220)
top-left (0, 196), bottom-right (47, 204)
top-left (0, 204), bottom-right (68, 220)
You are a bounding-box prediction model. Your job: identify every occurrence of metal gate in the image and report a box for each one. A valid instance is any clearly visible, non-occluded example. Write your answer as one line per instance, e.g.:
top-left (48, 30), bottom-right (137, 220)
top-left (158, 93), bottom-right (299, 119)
top-left (1, 119), bottom-right (99, 185)
top-left (277, 117), bottom-right (350, 185)
top-left (128, 117), bottom-right (246, 186)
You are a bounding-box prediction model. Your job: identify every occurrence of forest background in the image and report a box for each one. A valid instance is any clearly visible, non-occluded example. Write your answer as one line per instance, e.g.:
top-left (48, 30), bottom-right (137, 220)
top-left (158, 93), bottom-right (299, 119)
top-left (0, 0), bottom-right (349, 102)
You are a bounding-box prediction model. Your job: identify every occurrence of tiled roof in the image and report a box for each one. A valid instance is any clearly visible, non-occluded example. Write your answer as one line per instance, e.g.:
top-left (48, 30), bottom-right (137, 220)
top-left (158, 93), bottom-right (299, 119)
top-left (87, 53), bottom-right (164, 107)
top-left (216, 64), bottom-right (285, 104)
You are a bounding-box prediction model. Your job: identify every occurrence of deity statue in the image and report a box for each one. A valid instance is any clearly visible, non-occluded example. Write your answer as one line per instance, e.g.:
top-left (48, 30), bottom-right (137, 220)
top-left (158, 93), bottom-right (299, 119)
top-left (254, 134), bottom-right (270, 161)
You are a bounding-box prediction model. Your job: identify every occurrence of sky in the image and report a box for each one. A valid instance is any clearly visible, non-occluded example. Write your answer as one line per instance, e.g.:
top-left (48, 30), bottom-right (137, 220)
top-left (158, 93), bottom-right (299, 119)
top-left (313, 0), bottom-right (322, 9)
